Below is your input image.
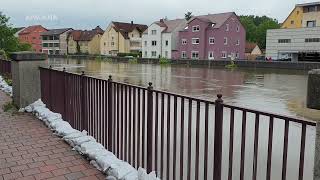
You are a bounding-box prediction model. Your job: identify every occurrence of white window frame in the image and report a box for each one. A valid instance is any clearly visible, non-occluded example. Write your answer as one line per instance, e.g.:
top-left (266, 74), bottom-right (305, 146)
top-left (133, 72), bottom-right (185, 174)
top-left (224, 37), bottom-right (228, 45)
top-left (151, 30), bottom-right (157, 35)
top-left (209, 37), bottom-right (215, 44)
top-left (226, 24), bottom-right (229, 31)
top-left (151, 41), bottom-right (157, 46)
top-left (236, 52), bottom-right (239, 59)
top-left (192, 38), bottom-right (200, 44)
top-left (191, 51), bottom-right (199, 59)
top-left (151, 51), bottom-right (157, 57)
top-left (236, 25), bottom-right (240, 32)
top-left (182, 39), bottom-right (187, 45)
top-left (181, 51), bottom-right (187, 59)
top-left (221, 51), bottom-right (227, 59)
top-left (192, 25), bottom-right (200, 32)
top-left (165, 51), bottom-right (168, 57)
top-left (208, 51), bottom-right (214, 60)
top-left (236, 39), bottom-right (240, 46)
top-left (144, 41), bottom-right (147, 46)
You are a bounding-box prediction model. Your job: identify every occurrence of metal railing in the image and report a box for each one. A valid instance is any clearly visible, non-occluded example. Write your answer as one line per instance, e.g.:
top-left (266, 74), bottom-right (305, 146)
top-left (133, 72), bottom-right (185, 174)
top-left (0, 59), bottom-right (11, 76)
top-left (39, 66), bottom-right (316, 180)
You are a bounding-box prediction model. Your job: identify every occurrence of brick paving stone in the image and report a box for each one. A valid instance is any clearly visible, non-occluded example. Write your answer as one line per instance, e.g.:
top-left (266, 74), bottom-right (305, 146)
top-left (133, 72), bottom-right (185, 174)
top-left (0, 91), bottom-right (105, 179)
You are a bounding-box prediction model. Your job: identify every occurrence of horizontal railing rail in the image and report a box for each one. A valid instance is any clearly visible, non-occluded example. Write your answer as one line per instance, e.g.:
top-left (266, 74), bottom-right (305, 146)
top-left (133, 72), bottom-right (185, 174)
top-left (39, 66), bottom-right (316, 180)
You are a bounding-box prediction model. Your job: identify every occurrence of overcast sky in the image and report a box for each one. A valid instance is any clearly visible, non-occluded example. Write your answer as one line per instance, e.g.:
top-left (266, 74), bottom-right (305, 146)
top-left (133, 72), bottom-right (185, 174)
top-left (0, 0), bottom-right (312, 29)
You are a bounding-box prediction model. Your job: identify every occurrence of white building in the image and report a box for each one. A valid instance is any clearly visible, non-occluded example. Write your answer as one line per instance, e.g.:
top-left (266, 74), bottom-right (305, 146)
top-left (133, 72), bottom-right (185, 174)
top-left (266, 27), bottom-right (320, 62)
top-left (142, 19), bottom-right (186, 59)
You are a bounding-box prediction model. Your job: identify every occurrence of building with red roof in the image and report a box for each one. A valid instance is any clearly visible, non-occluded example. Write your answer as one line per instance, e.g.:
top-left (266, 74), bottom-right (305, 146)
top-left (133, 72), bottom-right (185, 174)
top-left (18, 25), bottom-right (48, 52)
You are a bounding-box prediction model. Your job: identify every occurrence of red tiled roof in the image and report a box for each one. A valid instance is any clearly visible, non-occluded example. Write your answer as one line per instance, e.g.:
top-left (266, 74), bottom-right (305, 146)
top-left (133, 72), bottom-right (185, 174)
top-left (112, 21), bottom-right (148, 39)
top-left (18, 25), bottom-right (47, 35)
top-left (245, 42), bottom-right (258, 53)
top-left (68, 27), bottom-right (104, 41)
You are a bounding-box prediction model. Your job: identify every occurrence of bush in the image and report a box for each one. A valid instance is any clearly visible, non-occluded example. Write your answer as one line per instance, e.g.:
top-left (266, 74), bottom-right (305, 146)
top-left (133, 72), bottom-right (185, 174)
top-left (117, 52), bottom-right (140, 57)
top-left (0, 49), bottom-right (7, 59)
top-left (225, 60), bottom-right (238, 69)
top-left (159, 57), bottom-right (171, 65)
top-left (128, 58), bottom-right (138, 64)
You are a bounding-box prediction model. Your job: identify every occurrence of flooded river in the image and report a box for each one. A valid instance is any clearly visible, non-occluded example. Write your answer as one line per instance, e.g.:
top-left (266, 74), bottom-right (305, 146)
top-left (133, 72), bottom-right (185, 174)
top-left (49, 58), bottom-right (320, 180)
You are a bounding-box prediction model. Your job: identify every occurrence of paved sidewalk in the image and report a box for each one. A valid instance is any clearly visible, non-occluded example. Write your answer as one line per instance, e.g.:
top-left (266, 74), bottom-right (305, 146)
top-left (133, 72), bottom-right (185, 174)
top-left (0, 91), bottom-right (105, 180)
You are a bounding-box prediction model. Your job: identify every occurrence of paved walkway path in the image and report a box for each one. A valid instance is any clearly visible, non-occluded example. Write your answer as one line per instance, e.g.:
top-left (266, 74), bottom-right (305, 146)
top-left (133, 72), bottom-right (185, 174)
top-left (0, 91), bottom-right (105, 180)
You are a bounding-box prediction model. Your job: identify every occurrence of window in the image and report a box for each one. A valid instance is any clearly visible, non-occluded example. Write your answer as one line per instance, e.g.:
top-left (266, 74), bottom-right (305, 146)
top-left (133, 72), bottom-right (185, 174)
top-left (144, 41), bottom-right (147, 46)
top-left (152, 41), bottom-right (157, 46)
top-left (54, 43), bottom-right (59, 47)
top-left (182, 39), bottom-right (187, 45)
top-left (236, 52), bottom-right (239, 59)
top-left (278, 39), bottom-right (291, 43)
top-left (151, 51), bottom-right (157, 57)
top-left (192, 25), bottom-right (200, 32)
top-left (165, 51), bottom-right (168, 57)
top-left (111, 36), bottom-right (114, 40)
top-left (191, 51), bottom-right (199, 59)
top-left (49, 43), bottom-right (53, 47)
top-left (305, 38), bottom-right (320, 42)
top-left (226, 24), bottom-right (229, 31)
top-left (236, 25), bottom-right (240, 32)
top-left (236, 40), bottom-right (240, 45)
top-left (43, 36), bottom-right (48, 40)
top-left (144, 51), bottom-right (147, 57)
top-left (111, 42), bottom-right (115, 46)
top-left (165, 40), bottom-right (169, 46)
top-left (43, 43), bottom-right (48, 47)
top-left (224, 37), bottom-right (228, 45)
top-left (54, 36), bottom-right (59, 40)
top-left (32, 37), bottom-right (36, 40)
top-left (104, 42), bottom-right (106, 46)
top-left (208, 51), bottom-right (214, 60)
top-left (221, 51), bottom-right (227, 59)
top-left (192, 38), bottom-right (200, 44)
top-left (307, 20), bottom-right (316, 27)
top-left (291, 20), bottom-right (294, 25)
top-left (151, 30), bottom-right (157, 35)
top-left (181, 51), bottom-right (187, 59)
top-left (209, 37), bottom-right (215, 44)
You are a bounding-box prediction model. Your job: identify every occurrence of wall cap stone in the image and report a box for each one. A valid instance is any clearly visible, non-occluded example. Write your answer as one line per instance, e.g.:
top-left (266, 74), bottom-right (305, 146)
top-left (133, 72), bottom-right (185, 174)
top-left (11, 51), bottom-right (47, 61)
top-left (309, 69), bottom-right (320, 75)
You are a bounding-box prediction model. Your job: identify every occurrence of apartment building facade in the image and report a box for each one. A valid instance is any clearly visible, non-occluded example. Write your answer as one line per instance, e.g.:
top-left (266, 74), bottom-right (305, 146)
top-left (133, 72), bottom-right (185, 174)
top-left (41, 28), bottom-right (73, 55)
top-left (266, 2), bottom-right (320, 61)
top-left (18, 25), bottom-right (48, 52)
top-left (100, 21), bottom-right (148, 56)
top-left (173, 12), bottom-right (246, 60)
top-left (142, 19), bottom-right (186, 58)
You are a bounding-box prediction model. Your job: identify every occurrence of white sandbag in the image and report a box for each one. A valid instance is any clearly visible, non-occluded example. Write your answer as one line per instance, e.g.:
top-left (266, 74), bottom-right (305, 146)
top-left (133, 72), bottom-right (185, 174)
top-left (107, 162), bottom-right (136, 179)
top-left (33, 106), bottom-right (51, 120)
top-left (79, 141), bottom-right (105, 155)
top-left (95, 154), bottom-right (121, 172)
top-left (24, 105), bottom-right (32, 112)
top-left (122, 170), bottom-right (138, 180)
top-left (69, 135), bottom-right (96, 147)
top-left (87, 149), bottom-right (114, 160)
top-left (106, 176), bottom-right (117, 180)
top-left (50, 120), bottom-right (72, 130)
top-left (90, 160), bottom-right (102, 171)
top-left (137, 168), bottom-right (160, 180)
top-left (43, 111), bottom-right (62, 121)
top-left (30, 99), bottom-right (46, 110)
top-left (54, 125), bottom-right (79, 137)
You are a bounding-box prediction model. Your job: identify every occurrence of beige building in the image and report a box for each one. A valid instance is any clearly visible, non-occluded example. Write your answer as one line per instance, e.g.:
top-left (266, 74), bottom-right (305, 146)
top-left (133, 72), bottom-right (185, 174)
top-left (245, 42), bottom-right (262, 60)
top-left (67, 26), bottom-right (104, 55)
top-left (100, 21), bottom-right (148, 56)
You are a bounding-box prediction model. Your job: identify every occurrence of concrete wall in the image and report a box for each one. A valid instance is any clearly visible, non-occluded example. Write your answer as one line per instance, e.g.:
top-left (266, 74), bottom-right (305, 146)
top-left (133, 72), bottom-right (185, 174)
top-left (266, 27), bottom-right (320, 60)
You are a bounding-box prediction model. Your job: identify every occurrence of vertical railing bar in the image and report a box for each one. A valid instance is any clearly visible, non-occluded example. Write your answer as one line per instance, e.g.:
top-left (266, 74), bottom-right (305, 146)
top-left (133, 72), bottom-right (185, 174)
top-left (147, 83), bottom-right (154, 172)
top-left (129, 86), bottom-right (132, 165)
top-left (282, 119), bottom-right (289, 180)
top-left (160, 93), bottom-right (165, 178)
top-left (137, 88), bottom-right (141, 166)
top-left (204, 102), bottom-right (209, 180)
top-left (108, 76), bottom-right (113, 152)
top-left (180, 97), bottom-right (185, 180)
top-left (166, 94), bottom-right (171, 180)
top-left (195, 101), bottom-right (200, 180)
top-left (213, 95), bottom-right (223, 180)
top-left (142, 89), bottom-right (146, 167)
top-left (252, 113), bottom-right (260, 180)
top-left (173, 95), bottom-right (178, 180)
top-left (121, 84), bottom-right (124, 160)
top-left (155, 92), bottom-right (159, 172)
top-left (228, 108), bottom-right (235, 180)
top-left (133, 87), bottom-right (137, 168)
top-left (240, 110), bottom-right (247, 180)
top-left (187, 98), bottom-right (192, 180)
top-left (266, 116), bottom-right (274, 180)
top-left (125, 85), bottom-right (128, 161)
top-left (298, 123), bottom-right (307, 180)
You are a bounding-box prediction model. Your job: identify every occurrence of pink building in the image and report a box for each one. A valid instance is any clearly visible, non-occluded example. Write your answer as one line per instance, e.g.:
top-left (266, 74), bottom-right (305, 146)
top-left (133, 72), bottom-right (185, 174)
top-left (173, 12), bottom-right (246, 60)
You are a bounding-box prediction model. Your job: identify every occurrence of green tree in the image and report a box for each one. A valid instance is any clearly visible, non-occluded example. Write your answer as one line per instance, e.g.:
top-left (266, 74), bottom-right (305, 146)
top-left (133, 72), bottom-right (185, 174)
top-left (0, 12), bottom-right (32, 54)
top-left (185, 12), bottom-right (193, 21)
top-left (239, 15), bottom-right (280, 49)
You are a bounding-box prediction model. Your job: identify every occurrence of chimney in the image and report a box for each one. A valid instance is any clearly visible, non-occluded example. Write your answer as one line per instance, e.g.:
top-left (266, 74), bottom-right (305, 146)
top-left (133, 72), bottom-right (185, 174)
top-left (131, 21), bottom-right (133, 25)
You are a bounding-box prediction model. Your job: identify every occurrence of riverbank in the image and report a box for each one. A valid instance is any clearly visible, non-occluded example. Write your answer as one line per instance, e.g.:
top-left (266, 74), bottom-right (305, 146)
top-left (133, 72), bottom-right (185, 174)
top-left (49, 54), bottom-right (320, 70)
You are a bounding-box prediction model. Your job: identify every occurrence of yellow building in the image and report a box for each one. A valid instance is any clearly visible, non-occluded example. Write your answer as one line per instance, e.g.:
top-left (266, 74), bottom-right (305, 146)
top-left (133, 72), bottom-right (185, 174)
top-left (100, 21), bottom-right (148, 56)
top-left (67, 26), bottom-right (104, 55)
top-left (282, 2), bottom-right (320, 29)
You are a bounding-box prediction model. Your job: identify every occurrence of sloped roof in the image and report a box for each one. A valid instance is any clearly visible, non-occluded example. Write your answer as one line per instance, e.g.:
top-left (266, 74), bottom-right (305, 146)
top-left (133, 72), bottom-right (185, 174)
top-left (245, 42), bottom-right (258, 53)
top-left (188, 12), bottom-right (235, 28)
top-left (296, 1), bottom-right (320, 7)
top-left (68, 27), bottom-right (104, 41)
top-left (112, 21), bottom-right (148, 39)
top-left (18, 25), bottom-right (47, 35)
top-left (41, 28), bottom-right (72, 36)
top-left (159, 19), bottom-right (187, 33)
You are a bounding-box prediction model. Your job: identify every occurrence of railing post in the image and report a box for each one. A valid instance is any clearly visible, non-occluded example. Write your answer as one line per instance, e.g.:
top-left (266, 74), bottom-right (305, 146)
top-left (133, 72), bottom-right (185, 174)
top-left (314, 122), bottom-right (320, 180)
top-left (63, 67), bottom-right (67, 120)
top-left (48, 65), bottom-right (52, 110)
top-left (81, 71), bottom-right (87, 131)
top-left (213, 94), bottom-right (223, 180)
top-left (146, 82), bottom-right (153, 173)
top-left (107, 75), bottom-right (113, 151)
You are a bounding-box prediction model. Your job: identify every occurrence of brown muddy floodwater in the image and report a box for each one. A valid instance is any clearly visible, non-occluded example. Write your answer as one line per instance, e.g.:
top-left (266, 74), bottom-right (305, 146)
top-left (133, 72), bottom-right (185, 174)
top-left (49, 58), bottom-right (320, 180)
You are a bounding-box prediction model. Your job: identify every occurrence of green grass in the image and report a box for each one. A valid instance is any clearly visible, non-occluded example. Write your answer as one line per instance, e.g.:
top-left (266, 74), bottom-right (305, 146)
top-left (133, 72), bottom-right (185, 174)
top-left (2, 101), bottom-right (17, 113)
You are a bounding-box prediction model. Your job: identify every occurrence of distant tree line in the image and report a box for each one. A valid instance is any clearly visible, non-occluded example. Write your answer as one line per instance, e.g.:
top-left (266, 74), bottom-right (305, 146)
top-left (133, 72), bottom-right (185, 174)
top-left (239, 15), bottom-right (280, 50)
top-left (0, 12), bottom-right (31, 58)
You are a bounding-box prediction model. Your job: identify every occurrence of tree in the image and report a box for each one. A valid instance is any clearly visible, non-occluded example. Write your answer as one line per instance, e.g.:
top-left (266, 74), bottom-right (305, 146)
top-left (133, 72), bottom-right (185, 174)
top-left (239, 15), bottom-right (280, 49)
top-left (185, 12), bottom-right (193, 21)
top-left (0, 12), bottom-right (32, 54)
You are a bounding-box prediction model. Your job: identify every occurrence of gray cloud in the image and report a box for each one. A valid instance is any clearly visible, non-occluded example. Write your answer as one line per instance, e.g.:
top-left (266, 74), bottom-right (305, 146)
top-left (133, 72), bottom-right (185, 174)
top-left (0, 0), bottom-right (311, 29)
